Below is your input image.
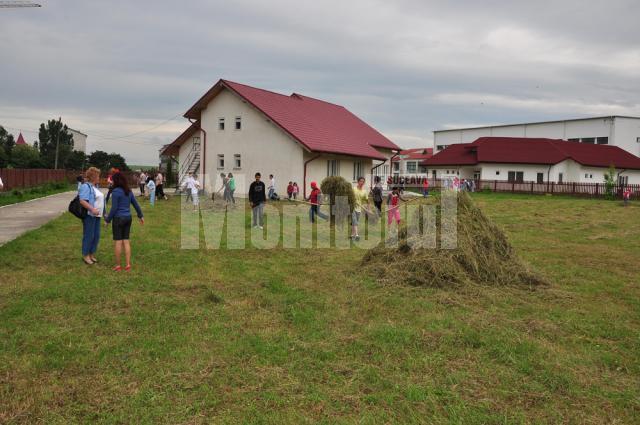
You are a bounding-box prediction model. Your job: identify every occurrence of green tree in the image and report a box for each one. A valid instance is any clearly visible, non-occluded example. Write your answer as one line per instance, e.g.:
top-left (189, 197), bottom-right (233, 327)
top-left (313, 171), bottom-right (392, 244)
top-left (0, 145), bottom-right (8, 168)
top-left (107, 153), bottom-right (129, 171)
top-left (66, 150), bottom-right (87, 170)
top-left (87, 150), bottom-right (110, 171)
top-left (10, 144), bottom-right (42, 168)
top-left (0, 126), bottom-right (15, 160)
top-left (603, 165), bottom-right (617, 200)
top-left (38, 118), bottom-right (73, 169)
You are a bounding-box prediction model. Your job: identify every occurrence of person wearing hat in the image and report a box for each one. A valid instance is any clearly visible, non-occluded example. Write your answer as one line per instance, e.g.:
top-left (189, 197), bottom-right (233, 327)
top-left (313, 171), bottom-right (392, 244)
top-left (306, 181), bottom-right (328, 223)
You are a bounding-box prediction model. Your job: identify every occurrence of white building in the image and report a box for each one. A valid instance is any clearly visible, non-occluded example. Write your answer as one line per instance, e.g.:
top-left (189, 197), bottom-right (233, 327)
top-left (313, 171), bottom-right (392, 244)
top-left (422, 137), bottom-right (640, 185)
top-left (433, 116), bottom-right (640, 157)
top-left (390, 148), bottom-right (432, 177)
top-left (161, 79), bottom-right (400, 197)
top-left (68, 128), bottom-right (88, 153)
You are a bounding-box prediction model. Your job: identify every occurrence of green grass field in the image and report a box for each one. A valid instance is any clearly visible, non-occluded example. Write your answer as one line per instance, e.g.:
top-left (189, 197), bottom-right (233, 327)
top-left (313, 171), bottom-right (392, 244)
top-left (0, 193), bottom-right (638, 423)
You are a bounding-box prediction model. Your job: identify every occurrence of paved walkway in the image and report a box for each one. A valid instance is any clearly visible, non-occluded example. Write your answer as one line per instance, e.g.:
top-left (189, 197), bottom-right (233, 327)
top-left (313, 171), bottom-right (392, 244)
top-left (0, 191), bottom-right (76, 246)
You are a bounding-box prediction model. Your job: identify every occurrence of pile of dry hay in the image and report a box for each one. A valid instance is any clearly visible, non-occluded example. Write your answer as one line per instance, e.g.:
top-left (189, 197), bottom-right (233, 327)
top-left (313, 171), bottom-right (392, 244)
top-left (362, 192), bottom-right (547, 288)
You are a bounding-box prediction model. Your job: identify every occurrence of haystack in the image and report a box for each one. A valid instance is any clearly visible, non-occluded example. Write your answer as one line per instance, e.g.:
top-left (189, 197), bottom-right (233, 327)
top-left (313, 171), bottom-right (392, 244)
top-left (362, 192), bottom-right (547, 288)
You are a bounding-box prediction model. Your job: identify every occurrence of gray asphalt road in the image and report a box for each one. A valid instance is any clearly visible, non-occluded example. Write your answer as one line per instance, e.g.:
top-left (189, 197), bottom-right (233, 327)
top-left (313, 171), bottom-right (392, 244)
top-left (0, 191), bottom-right (76, 246)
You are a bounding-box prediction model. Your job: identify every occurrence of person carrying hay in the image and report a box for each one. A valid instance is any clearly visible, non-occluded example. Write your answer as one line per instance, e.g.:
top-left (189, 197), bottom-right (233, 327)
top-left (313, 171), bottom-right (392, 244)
top-left (307, 181), bottom-right (328, 223)
top-left (387, 186), bottom-right (407, 227)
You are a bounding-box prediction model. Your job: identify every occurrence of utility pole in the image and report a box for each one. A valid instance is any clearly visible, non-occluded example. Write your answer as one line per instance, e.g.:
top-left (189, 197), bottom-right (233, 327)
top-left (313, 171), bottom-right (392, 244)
top-left (54, 117), bottom-right (60, 169)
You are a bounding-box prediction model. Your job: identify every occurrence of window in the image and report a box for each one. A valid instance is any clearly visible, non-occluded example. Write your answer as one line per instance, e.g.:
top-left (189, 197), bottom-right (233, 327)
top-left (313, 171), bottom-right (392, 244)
top-left (581, 137), bottom-right (595, 144)
top-left (495, 171), bottom-right (500, 176)
top-left (596, 137), bottom-right (608, 145)
top-left (392, 162), bottom-right (400, 172)
top-left (234, 154), bottom-right (241, 169)
top-left (235, 116), bottom-right (242, 130)
top-left (406, 161), bottom-right (417, 174)
top-left (327, 159), bottom-right (340, 176)
top-left (618, 175), bottom-right (629, 185)
top-left (585, 173), bottom-right (589, 178)
top-left (353, 161), bottom-right (363, 181)
top-left (419, 165), bottom-right (428, 173)
top-left (217, 154), bottom-right (224, 169)
top-left (568, 138), bottom-right (580, 142)
top-left (218, 118), bottom-right (225, 130)
top-left (508, 171), bottom-right (524, 183)
top-left (537, 173), bottom-right (544, 184)
top-left (436, 145), bottom-right (447, 151)
top-left (558, 172), bottom-right (564, 183)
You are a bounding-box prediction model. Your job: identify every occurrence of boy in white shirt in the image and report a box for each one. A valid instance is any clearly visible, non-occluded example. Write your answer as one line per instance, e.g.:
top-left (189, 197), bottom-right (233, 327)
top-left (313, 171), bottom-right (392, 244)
top-left (190, 177), bottom-right (200, 210)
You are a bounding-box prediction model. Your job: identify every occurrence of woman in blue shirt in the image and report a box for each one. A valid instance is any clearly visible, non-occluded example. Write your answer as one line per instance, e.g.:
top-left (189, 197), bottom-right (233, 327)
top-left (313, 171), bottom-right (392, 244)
top-left (78, 167), bottom-right (103, 265)
top-left (104, 172), bottom-right (144, 271)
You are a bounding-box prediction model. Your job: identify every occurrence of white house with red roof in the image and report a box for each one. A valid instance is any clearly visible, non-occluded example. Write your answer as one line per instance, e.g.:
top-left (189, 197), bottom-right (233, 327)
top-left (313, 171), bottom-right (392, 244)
top-left (390, 148), bottom-right (433, 177)
top-left (422, 137), bottom-right (640, 185)
top-left (161, 79), bottom-right (400, 196)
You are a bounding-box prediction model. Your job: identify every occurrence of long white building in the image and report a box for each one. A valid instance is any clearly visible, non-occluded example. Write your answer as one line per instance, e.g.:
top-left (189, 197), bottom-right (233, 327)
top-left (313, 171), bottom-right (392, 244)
top-left (433, 116), bottom-right (640, 157)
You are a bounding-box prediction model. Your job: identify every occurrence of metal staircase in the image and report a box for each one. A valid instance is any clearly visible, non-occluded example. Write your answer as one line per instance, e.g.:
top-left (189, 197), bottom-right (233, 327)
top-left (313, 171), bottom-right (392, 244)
top-left (177, 138), bottom-right (201, 190)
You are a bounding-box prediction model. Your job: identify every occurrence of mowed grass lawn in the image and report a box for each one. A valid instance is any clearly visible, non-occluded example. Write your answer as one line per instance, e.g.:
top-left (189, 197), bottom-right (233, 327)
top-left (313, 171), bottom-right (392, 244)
top-left (0, 193), bottom-right (639, 424)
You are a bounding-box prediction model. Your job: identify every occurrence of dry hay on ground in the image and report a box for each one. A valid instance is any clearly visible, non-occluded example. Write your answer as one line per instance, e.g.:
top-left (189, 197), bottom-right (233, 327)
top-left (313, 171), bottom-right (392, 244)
top-left (362, 192), bottom-right (548, 289)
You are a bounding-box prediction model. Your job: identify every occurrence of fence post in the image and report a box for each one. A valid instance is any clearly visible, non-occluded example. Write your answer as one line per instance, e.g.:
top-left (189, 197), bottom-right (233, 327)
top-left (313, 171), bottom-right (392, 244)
top-left (551, 182), bottom-right (554, 194)
top-left (512, 181), bottom-right (515, 193)
top-left (595, 183), bottom-right (599, 197)
top-left (572, 182), bottom-right (576, 194)
top-left (494, 180), bottom-right (497, 191)
top-left (531, 181), bottom-right (534, 193)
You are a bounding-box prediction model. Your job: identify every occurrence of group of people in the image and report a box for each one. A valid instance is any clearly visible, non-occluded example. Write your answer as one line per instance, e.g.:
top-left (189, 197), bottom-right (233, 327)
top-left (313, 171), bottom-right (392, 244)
top-left (245, 173), bottom-right (409, 241)
top-left (133, 171), bottom-right (168, 206)
top-left (215, 172), bottom-right (236, 205)
top-left (78, 167), bottom-right (144, 271)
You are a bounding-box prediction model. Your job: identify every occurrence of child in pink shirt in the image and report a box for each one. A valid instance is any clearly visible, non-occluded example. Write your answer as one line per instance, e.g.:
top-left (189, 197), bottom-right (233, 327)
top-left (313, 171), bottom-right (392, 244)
top-left (387, 186), bottom-right (406, 226)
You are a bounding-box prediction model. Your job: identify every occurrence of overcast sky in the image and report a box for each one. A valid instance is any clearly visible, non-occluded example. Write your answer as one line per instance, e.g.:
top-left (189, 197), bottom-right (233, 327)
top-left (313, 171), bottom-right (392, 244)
top-left (1, 0), bottom-right (639, 164)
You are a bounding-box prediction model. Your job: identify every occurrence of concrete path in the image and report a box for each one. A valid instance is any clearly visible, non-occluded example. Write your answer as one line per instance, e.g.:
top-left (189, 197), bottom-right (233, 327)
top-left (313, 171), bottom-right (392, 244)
top-left (0, 191), bottom-right (76, 246)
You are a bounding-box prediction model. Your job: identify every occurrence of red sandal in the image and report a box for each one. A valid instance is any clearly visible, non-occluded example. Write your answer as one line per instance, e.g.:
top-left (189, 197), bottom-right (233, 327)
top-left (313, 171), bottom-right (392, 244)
top-left (112, 266), bottom-right (122, 272)
top-left (124, 265), bottom-right (131, 271)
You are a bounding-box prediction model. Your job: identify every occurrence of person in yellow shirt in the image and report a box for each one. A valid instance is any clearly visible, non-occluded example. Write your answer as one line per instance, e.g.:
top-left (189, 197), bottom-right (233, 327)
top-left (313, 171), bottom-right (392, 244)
top-left (351, 176), bottom-right (369, 241)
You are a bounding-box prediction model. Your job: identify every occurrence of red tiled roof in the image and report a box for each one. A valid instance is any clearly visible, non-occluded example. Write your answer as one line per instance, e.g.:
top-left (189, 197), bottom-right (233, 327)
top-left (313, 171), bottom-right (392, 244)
top-left (16, 132), bottom-right (27, 145)
top-left (422, 137), bottom-right (640, 170)
top-left (392, 148), bottom-right (433, 161)
top-left (183, 79), bottom-right (400, 160)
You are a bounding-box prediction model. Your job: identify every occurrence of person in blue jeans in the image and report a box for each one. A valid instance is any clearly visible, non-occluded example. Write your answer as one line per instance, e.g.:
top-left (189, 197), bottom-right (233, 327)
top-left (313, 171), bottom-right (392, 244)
top-left (104, 172), bottom-right (144, 271)
top-left (78, 167), bottom-right (103, 265)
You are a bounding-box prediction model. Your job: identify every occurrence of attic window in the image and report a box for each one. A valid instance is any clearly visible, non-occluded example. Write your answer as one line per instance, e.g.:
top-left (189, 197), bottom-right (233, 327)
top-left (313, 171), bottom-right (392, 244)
top-left (235, 116), bottom-right (241, 130)
top-left (218, 118), bottom-right (225, 131)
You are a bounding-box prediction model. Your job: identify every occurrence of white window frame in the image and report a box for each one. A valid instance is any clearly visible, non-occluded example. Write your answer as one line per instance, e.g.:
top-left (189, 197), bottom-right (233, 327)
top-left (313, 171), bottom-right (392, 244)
top-left (218, 118), bottom-right (225, 131)
top-left (327, 159), bottom-right (340, 177)
top-left (234, 154), bottom-right (241, 169)
top-left (235, 116), bottom-right (242, 130)
top-left (406, 161), bottom-right (417, 174)
top-left (353, 161), bottom-right (363, 182)
top-left (217, 154), bottom-right (224, 169)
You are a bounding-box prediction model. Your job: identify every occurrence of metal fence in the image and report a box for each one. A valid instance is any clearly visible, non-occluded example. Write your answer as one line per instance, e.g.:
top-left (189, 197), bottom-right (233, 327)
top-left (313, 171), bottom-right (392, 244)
top-left (0, 168), bottom-right (138, 191)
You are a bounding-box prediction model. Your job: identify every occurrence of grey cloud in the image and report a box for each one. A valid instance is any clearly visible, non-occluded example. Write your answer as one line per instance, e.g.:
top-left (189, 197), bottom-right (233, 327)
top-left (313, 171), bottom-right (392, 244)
top-left (0, 0), bottom-right (639, 164)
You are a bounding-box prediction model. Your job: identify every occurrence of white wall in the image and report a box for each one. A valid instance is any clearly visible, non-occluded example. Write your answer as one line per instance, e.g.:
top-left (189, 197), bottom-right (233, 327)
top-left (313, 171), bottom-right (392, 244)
top-left (70, 130), bottom-right (87, 153)
top-left (614, 117), bottom-right (640, 157)
top-left (304, 153), bottom-right (373, 195)
top-left (200, 88), bottom-right (305, 194)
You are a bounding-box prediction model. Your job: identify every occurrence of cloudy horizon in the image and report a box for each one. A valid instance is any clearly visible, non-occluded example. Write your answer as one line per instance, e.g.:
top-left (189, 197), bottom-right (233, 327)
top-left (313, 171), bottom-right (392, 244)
top-left (1, 0), bottom-right (639, 165)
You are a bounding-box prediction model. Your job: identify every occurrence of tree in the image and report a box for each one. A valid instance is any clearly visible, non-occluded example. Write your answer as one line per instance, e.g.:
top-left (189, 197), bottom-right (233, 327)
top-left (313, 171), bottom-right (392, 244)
top-left (0, 145), bottom-right (8, 168)
top-left (0, 126), bottom-right (15, 160)
top-left (38, 118), bottom-right (73, 169)
top-left (87, 150), bottom-right (110, 171)
top-left (66, 150), bottom-right (87, 170)
top-left (10, 144), bottom-right (42, 168)
top-left (604, 165), bottom-right (617, 200)
top-left (107, 153), bottom-right (129, 171)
